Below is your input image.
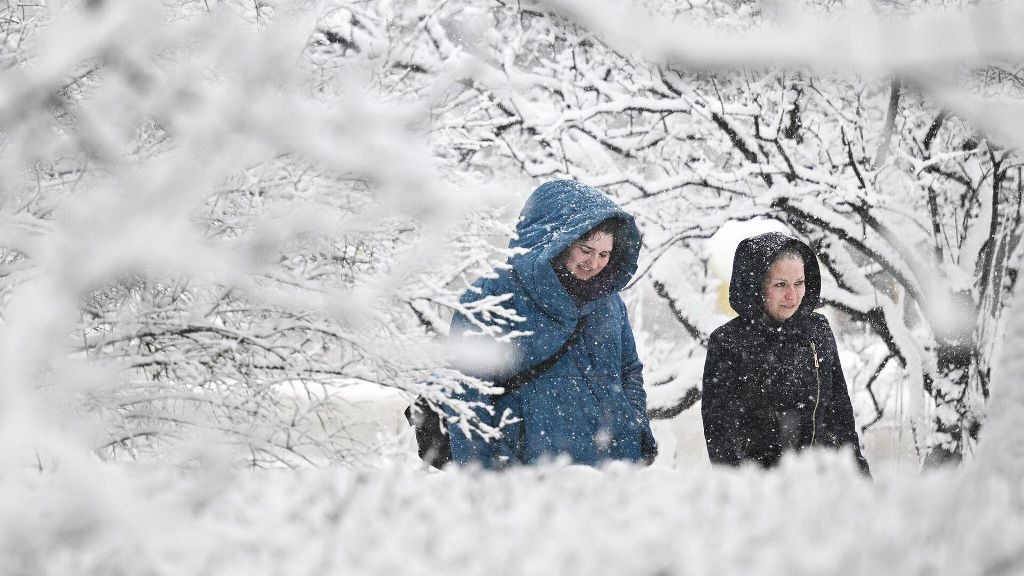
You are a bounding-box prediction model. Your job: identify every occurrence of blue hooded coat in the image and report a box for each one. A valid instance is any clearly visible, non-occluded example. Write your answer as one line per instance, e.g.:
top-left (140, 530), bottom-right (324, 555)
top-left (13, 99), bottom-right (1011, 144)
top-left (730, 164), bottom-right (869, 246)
top-left (701, 232), bottom-right (871, 475)
top-left (447, 180), bottom-right (656, 468)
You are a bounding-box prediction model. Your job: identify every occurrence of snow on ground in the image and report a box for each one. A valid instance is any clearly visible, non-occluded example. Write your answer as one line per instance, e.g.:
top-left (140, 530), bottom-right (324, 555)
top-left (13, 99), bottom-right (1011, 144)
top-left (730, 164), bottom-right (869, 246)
top-left (6, 297), bottom-right (1022, 575)
top-left (2, 451), bottom-right (1022, 576)
top-left (1, 305), bottom-right (1021, 575)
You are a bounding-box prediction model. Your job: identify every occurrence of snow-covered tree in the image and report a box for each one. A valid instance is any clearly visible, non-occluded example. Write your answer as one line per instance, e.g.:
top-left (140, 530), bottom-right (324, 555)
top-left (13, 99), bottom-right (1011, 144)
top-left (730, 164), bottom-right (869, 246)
top-left (0, 1), bottom-right (524, 467)
top-left (5, 0), bottom-right (1024, 467)
top-left (342, 0), bottom-right (1024, 464)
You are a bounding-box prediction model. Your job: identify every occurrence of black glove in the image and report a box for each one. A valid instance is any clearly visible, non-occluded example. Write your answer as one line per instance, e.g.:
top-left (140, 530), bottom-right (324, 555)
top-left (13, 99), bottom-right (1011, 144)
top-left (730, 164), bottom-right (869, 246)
top-left (640, 429), bottom-right (658, 466)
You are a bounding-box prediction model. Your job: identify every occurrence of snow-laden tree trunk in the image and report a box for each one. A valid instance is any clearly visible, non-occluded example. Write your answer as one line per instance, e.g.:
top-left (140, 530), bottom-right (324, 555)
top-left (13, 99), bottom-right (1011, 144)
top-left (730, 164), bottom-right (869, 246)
top-left (975, 277), bottom-right (1024, 478)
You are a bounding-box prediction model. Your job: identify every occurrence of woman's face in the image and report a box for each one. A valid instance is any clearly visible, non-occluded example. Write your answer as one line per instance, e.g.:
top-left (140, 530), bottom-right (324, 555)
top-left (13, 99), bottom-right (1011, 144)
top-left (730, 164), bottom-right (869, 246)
top-left (563, 231), bottom-right (614, 280)
top-left (762, 256), bottom-right (805, 322)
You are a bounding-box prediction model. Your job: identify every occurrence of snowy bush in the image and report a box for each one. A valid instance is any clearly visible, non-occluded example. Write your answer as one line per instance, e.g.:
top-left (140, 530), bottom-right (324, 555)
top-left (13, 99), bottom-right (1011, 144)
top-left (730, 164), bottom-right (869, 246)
top-left (3, 450), bottom-right (1024, 575)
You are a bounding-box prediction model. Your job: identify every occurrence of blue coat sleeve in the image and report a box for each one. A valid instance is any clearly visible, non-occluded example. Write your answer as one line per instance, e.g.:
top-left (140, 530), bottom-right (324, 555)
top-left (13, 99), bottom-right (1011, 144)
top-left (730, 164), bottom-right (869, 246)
top-left (445, 309), bottom-right (503, 468)
top-left (618, 302), bottom-right (658, 464)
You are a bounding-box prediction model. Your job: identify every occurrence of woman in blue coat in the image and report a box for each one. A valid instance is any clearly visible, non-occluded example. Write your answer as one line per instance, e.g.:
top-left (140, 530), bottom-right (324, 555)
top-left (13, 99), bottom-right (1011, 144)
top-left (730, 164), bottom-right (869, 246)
top-left (447, 180), bottom-right (657, 468)
top-left (702, 232), bottom-right (871, 475)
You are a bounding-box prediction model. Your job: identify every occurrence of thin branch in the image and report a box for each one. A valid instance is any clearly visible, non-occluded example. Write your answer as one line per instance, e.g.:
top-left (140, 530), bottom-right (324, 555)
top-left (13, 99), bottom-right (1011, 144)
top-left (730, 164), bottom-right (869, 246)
top-left (650, 279), bottom-right (708, 347)
top-left (873, 77), bottom-right (901, 167)
top-left (710, 111), bottom-right (774, 187)
top-left (648, 386), bottom-right (701, 420)
top-left (861, 352), bottom-right (896, 432)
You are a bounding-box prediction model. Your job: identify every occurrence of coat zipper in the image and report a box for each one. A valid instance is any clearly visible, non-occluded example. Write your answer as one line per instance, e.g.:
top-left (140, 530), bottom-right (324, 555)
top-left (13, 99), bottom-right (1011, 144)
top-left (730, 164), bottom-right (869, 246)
top-left (810, 341), bottom-right (822, 446)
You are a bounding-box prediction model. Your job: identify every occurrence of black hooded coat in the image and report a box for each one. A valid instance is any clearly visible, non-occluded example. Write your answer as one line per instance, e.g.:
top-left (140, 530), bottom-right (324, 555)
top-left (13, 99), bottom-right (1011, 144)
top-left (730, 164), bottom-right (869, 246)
top-left (701, 232), bottom-right (871, 475)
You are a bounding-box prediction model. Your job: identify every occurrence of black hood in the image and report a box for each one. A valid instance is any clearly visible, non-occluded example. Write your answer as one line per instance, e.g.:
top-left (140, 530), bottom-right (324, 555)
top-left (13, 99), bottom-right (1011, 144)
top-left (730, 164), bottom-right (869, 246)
top-left (728, 232), bottom-right (821, 321)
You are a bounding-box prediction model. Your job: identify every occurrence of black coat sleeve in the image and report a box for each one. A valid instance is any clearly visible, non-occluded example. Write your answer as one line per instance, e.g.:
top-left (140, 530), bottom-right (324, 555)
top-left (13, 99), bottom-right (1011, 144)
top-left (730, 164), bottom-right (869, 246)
top-left (819, 320), bottom-right (872, 477)
top-left (702, 330), bottom-right (743, 466)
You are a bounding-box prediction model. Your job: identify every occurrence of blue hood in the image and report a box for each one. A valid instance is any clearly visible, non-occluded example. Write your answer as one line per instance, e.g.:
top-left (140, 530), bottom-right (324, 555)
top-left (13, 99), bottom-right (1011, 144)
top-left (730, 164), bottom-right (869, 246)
top-left (447, 180), bottom-right (655, 467)
top-left (509, 180), bottom-right (642, 321)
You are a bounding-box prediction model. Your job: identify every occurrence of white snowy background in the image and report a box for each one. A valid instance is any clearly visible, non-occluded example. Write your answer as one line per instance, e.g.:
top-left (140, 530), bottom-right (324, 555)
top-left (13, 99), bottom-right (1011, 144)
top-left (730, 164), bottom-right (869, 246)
top-left (2, 1), bottom-right (1024, 574)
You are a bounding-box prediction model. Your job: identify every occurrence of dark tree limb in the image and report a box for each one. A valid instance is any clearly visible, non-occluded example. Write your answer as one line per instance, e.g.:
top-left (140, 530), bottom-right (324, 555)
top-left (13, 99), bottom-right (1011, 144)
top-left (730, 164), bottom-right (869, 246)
top-left (648, 386), bottom-right (701, 420)
top-left (711, 111), bottom-right (774, 188)
top-left (873, 77), bottom-right (901, 167)
top-left (861, 352), bottom-right (896, 432)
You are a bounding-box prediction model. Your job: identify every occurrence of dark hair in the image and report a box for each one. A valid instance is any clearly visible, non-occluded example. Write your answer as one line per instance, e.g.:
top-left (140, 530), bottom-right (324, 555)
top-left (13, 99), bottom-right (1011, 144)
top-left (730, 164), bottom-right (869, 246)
top-left (581, 217), bottom-right (623, 242)
top-left (555, 217), bottom-right (625, 273)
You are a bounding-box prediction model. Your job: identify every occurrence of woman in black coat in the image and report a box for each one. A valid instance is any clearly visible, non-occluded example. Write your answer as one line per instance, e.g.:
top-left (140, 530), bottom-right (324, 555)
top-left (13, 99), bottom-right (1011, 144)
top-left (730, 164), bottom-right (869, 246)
top-left (701, 232), bottom-right (871, 475)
